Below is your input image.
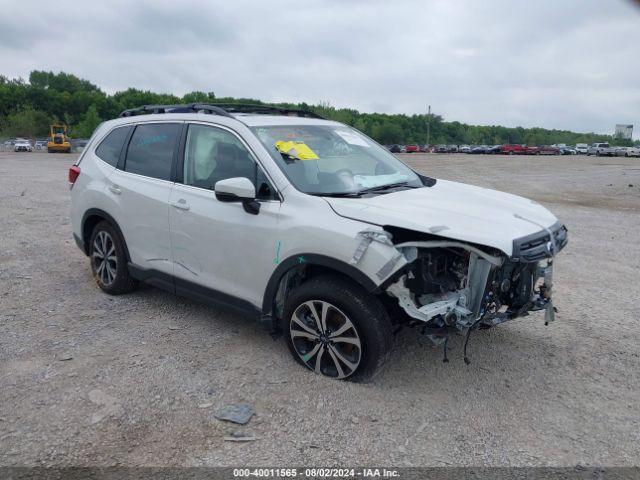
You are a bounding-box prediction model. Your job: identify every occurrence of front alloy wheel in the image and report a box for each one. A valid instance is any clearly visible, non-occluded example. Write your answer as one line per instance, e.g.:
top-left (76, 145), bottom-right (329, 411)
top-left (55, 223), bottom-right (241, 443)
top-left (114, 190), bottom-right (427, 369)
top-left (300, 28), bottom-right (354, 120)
top-left (290, 300), bottom-right (362, 379)
top-left (92, 230), bottom-right (117, 286)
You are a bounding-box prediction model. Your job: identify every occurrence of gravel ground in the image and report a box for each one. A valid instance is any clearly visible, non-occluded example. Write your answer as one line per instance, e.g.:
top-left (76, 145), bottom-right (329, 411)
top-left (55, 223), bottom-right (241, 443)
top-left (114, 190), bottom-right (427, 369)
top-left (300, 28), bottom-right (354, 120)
top-left (1, 151), bottom-right (639, 467)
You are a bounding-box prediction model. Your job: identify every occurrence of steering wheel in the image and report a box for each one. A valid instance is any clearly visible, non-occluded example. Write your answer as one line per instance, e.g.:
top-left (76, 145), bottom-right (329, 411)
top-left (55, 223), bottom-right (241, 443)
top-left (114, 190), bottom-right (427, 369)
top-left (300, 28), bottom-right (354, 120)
top-left (332, 168), bottom-right (355, 188)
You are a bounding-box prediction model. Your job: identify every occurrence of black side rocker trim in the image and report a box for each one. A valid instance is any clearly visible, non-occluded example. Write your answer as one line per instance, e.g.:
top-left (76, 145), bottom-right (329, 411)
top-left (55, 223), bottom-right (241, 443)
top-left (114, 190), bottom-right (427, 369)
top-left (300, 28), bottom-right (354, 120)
top-left (127, 263), bottom-right (262, 321)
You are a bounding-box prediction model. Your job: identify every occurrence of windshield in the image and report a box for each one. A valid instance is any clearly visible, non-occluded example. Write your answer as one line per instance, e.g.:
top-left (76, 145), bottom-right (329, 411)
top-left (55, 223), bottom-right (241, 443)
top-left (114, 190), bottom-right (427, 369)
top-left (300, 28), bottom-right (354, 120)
top-left (251, 124), bottom-right (422, 195)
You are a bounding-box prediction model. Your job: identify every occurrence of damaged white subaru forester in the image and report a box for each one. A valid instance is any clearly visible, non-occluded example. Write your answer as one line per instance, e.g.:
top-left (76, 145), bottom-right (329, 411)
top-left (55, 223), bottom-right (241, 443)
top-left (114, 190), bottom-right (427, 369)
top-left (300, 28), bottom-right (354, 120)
top-left (70, 104), bottom-right (567, 381)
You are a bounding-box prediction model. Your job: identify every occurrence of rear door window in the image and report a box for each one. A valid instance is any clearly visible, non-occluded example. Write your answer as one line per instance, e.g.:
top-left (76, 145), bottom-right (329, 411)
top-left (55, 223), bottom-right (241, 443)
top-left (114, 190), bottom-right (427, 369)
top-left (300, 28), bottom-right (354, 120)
top-left (124, 123), bottom-right (182, 180)
top-left (95, 126), bottom-right (131, 167)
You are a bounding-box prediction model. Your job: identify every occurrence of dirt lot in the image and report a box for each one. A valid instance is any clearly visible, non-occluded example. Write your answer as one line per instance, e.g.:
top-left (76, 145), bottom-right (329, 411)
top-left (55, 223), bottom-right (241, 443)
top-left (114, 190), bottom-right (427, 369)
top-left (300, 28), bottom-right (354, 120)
top-left (1, 151), bottom-right (639, 467)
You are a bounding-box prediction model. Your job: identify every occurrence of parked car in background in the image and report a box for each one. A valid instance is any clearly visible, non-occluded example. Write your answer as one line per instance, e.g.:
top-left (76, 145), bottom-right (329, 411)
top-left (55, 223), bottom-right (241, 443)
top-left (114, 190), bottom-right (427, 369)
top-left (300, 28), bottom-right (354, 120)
top-left (14, 139), bottom-right (33, 152)
top-left (574, 143), bottom-right (589, 154)
top-left (458, 145), bottom-right (471, 153)
top-left (405, 144), bottom-right (420, 153)
top-left (559, 147), bottom-right (577, 155)
top-left (34, 140), bottom-right (47, 150)
top-left (419, 144), bottom-right (430, 152)
top-left (469, 145), bottom-right (487, 154)
top-left (536, 145), bottom-right (561, 155)
top-left (447, 145), bottom-right (458, 153)
top-left (501, 144), bottom-right (526, 155)
top-left (387, 144), bottom-right (403, 153)
top-left (486, 145), bottom-right (502, 154)
top-left (587, 142), bottom-right (615, 156)
top-left (72, 139), bottom-right (90, 153)
top-left (435, 145), bottom-right (448, 153)
top-left (615, 146), bottom-right (640, 157)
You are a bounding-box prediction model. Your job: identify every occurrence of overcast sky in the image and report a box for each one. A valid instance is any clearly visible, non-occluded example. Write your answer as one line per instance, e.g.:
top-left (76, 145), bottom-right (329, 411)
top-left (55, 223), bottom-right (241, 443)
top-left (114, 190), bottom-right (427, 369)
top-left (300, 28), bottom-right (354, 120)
top-left (1, 0), bottom-right (639, 137)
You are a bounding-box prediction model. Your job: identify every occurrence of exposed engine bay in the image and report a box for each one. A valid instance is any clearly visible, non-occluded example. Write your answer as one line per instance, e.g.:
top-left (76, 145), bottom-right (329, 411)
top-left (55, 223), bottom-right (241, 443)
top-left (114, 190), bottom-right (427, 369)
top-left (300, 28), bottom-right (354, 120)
top-left (377, 223), bottom-right (568, 363)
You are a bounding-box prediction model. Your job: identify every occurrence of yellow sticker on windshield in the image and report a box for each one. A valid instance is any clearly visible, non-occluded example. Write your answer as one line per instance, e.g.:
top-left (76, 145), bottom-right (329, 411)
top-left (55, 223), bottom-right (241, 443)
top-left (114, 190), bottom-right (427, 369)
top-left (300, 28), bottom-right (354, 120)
top-left (275, 140), bottom-right (319, 160)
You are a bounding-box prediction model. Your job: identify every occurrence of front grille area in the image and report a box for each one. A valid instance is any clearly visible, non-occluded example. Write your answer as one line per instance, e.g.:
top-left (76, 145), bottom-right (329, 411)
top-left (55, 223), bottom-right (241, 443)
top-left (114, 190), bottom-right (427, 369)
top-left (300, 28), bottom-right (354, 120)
top-left (512, 222), bottom-right (568, 262)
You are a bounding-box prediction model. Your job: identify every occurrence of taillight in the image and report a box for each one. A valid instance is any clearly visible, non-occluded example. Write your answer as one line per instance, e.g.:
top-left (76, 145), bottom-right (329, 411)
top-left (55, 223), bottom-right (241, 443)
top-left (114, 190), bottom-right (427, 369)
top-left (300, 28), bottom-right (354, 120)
top-left (68, 165), bottom-right (81, 188)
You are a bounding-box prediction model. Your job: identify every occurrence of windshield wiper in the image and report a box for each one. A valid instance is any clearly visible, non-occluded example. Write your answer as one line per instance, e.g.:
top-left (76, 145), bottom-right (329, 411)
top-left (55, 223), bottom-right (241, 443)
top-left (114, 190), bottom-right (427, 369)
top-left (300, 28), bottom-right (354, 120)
top-left (308, 182), bottom-right (419, 198)
top-left (355, 181), bottom-right (416, 195)
top-left (308, 191), bottom-right (363, 198)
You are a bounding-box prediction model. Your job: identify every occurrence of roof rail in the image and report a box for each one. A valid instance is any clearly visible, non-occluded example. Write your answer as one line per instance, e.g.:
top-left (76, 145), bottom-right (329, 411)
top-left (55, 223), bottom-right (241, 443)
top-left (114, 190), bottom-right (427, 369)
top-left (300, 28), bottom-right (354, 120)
top-left (118, 102), bottom-right (324, 119)
top-left (210, 103), bottom-right (324, 119)
top-left (119, 103), bottom-right (234, 118)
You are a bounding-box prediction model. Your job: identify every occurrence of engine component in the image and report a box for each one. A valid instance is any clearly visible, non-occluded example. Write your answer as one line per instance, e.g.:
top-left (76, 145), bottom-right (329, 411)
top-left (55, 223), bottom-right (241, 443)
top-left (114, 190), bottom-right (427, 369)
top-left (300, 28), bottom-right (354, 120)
top-left (406, 249), bottom-right (464, 295)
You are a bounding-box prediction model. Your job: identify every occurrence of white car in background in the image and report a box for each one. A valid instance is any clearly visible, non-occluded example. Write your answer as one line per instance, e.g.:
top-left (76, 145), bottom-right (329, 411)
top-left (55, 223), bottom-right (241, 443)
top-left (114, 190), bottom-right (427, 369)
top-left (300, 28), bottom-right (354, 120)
top-left (587, 142), bottom-right (616, 156)
top-left (14, 139), bottom-right (33, 152)
top-left (574, 143), bottom-right (589, 154)
top-left (614, 146), bottom-right (640, 157)
top-left (69, 103), bottom-right (568, 381)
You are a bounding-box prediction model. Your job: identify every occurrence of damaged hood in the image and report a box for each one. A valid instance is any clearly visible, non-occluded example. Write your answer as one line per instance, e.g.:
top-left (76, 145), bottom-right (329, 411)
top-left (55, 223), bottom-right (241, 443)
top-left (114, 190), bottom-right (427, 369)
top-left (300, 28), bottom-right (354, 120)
top-left (324, 179), bottom-right (559, 255)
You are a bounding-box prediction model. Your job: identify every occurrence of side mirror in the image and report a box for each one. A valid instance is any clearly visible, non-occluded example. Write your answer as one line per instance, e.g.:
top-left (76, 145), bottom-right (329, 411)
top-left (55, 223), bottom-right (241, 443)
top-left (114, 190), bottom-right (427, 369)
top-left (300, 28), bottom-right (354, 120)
top-left (214, 177), bottom-right (260, 215)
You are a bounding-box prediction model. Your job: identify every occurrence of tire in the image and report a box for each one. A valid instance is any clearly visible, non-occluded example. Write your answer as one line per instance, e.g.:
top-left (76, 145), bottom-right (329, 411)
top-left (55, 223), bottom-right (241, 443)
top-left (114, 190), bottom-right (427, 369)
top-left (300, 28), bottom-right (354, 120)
top-left (89, 221), bottom-right (138, 295)
top-left (283, 275), bottom-right (393, 382)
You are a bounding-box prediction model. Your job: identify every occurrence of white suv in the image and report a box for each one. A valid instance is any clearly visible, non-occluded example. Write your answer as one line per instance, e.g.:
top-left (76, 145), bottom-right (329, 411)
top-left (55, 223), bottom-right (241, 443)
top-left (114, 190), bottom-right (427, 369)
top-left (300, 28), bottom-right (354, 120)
top-left (70, 104), bottom-right (568, 381)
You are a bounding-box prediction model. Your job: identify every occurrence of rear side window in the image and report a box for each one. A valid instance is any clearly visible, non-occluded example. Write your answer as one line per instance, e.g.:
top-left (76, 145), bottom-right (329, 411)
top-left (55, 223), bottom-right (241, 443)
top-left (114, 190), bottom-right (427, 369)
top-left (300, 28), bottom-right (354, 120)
top-left (124, 123), bottom-right (181, 180)
top-left (95, 126), bottom-right (131, 166)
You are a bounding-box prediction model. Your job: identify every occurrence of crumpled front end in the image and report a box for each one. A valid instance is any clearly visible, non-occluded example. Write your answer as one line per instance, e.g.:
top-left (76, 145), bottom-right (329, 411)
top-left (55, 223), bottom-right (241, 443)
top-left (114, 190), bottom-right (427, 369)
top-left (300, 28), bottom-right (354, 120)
top-left (355, 222), bottom-right (568, 363)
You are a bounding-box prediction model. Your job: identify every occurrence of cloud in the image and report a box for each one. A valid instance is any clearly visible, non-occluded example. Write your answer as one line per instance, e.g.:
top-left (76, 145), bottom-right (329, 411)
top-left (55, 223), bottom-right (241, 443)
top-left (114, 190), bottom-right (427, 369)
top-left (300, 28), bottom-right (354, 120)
top-left (1, 0), bottom-right (639, 137)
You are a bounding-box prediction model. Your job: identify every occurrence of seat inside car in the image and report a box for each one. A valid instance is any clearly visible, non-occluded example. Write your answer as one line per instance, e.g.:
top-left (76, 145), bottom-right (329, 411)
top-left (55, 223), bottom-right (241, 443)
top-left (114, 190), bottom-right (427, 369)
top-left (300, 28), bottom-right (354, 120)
top-left (208, 142), bottom-right (255, 186)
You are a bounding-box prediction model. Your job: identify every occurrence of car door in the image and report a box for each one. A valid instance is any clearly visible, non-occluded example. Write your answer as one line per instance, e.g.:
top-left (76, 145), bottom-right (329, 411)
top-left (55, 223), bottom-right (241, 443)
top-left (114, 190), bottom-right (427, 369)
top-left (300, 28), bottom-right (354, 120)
top-left (168, 122), bottom-right (281, 309)
top-left (108, 122), bottom-right (182, 280)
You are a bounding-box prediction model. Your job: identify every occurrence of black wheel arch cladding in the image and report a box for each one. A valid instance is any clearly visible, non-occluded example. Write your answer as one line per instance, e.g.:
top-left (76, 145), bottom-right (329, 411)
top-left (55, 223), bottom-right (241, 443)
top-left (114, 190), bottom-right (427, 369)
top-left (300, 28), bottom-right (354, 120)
top-left (261, 254), bottom-right (379, 317)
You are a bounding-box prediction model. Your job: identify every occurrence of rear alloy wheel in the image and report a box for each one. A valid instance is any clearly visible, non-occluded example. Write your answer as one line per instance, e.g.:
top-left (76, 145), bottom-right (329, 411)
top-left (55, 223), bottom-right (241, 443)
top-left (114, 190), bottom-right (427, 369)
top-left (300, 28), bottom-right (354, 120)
top-left (92, 230), bottom-right (117, 287)
top-left (89, 221), bottom-right (138, 294)
top-left (290, 300), bottom-right (362, 379)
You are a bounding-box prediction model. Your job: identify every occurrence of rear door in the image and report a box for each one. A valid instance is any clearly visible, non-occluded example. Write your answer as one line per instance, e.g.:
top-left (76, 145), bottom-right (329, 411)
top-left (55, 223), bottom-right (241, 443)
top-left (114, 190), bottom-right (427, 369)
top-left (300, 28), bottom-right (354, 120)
top-left (168, 122), bottom-right (281, 308)
top-left (108, 122), bottom-right (182, 279)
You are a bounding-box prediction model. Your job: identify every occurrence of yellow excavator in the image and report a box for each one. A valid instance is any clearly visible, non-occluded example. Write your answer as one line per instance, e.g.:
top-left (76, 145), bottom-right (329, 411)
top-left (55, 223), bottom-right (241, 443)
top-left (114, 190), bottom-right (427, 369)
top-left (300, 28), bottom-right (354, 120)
top-left (47, 124), bottom-right (72, 153)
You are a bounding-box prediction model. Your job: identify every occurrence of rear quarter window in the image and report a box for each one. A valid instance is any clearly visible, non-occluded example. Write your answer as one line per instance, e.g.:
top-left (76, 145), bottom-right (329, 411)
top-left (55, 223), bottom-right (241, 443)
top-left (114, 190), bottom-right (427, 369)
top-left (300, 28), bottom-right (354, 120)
top-left (95, 126), bottom-right (132, 166)
top-left (124, 123), bottom-right (182, 180)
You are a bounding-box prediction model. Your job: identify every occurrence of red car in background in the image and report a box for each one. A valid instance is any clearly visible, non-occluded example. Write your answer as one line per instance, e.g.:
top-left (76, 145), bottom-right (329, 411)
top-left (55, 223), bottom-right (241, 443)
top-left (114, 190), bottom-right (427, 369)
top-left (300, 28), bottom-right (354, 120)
top-left (405, 144), bottom-right (420, 153)
top-left (501, 144), bottom-right (527, 155)
top-left (525, 146), bottom-right (540, 155)
top-left (536, 145), bottom-right (561, 155)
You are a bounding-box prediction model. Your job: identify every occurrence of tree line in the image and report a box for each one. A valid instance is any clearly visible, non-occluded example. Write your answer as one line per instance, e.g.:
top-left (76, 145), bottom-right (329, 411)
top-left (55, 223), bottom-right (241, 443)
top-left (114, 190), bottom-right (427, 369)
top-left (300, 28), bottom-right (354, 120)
top-left (0, 70), bottom-right (636, 147)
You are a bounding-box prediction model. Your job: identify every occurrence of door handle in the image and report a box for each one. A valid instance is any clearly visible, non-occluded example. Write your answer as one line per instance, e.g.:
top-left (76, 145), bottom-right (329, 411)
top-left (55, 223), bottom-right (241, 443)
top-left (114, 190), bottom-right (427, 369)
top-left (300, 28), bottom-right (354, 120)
top-left (171, 199), bottom-right (190, 211)
top-left (109, 184), bottom-right (122, 195)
